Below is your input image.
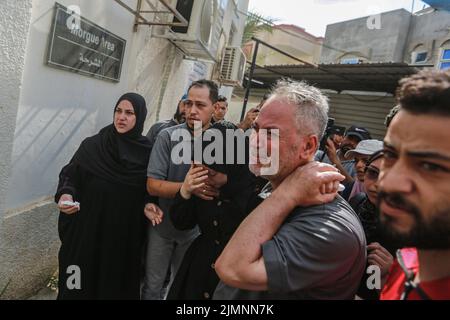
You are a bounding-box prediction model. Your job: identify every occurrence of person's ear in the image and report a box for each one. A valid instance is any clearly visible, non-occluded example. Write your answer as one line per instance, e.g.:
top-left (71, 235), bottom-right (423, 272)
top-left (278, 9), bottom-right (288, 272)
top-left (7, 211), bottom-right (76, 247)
top-left (300, 135), bottom-right (318, 159)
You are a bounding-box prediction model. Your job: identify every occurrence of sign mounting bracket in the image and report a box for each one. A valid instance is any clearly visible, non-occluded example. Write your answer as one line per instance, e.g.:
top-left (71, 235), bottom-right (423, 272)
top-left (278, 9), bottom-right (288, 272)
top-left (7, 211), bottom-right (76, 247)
top-left (112, 0), bottom-right (189, 32)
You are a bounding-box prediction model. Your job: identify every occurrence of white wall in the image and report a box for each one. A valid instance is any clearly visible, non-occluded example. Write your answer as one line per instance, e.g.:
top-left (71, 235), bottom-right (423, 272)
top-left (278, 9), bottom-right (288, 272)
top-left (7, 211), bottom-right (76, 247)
top-left (4, 0), bottom-right (249, 211)
top-left (228, 88), bottom-right (264, 124)
top-left (0, 0), bottom-right (249, 298)
top-left (5, 0), bottom-right (132, 210)
top-left (0, 0), bottom-right (33, 220)
top-left (3, 0), bottom-right (190, 210)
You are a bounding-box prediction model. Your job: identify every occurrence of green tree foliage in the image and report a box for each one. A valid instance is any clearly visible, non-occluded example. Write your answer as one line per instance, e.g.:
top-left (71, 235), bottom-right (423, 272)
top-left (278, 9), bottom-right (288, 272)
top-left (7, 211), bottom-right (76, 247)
top-left (242, 11), bottom-right (278, 45)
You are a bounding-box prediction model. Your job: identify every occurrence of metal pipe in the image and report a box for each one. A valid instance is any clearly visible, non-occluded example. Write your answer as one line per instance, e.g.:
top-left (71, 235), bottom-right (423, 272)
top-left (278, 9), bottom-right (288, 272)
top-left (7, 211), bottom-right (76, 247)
top-left (134, 0), bottom-right (143, 32)
top-left (135, 22), bottom-right (188, 26)
top-left (251, 37), bottom-right (317, 68)
top-left (113, 0), bottom-right (149, 24)
top-left (249, 61), bottom-right (289, 78)
top-left (249, 37), bottom-right (389, 100)
top-left (113, 0), bottom-right (188, 31)
top-left (140, 11), bottom-right (171, 14)
top-left (158, 0), bottom-right (189, 26)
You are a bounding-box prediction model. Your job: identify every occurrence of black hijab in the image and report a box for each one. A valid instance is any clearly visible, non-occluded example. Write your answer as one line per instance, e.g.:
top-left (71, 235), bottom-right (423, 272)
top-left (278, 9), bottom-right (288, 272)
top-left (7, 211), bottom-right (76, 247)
top-left (71, 93), bottom-right (152, 187)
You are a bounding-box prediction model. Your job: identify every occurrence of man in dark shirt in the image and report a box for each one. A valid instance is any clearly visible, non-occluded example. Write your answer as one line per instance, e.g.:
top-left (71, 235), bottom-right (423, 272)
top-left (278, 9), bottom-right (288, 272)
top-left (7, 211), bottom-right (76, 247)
top-left (143, 81), bottom-right (219, 300)
top-left (214, 79), bottom-right (367, 300)
top-left (211, 95), bottom-right (228, 124)
top-left (146, 95), bottom-right (187, 150)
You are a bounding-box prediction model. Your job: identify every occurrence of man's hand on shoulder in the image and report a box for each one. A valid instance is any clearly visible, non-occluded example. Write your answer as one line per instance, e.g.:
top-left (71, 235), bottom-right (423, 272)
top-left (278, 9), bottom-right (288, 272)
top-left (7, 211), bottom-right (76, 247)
top-left (275, 161), bottom-right (345, 208)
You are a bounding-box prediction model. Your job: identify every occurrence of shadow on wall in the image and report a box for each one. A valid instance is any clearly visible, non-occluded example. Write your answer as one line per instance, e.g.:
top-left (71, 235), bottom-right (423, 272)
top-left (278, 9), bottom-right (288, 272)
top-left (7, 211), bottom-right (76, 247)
top-left (133, 39), bottom-right (171, 125)
top-left (5, 103), bottom-right (93, 211)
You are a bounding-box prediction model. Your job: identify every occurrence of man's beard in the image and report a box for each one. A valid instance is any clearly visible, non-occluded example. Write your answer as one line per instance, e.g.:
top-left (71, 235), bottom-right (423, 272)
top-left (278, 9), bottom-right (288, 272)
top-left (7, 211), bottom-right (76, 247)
top-left (178, 112), bottom-right (186, 123)
top-left (377, 191), bottom-right (450, 250)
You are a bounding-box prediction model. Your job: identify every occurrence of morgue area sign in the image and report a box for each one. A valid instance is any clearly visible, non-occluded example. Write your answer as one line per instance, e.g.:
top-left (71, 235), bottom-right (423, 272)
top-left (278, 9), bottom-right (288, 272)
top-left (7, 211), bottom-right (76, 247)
top-left (47, 3), bottom-right (126, 82)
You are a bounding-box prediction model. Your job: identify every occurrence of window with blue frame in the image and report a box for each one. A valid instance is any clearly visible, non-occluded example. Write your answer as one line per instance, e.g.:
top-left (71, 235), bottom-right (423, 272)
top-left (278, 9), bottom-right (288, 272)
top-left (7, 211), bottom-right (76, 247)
top-left (415, 52), bottom-right (428, 63)
top-left (440, 49), bottom-right (450, 70)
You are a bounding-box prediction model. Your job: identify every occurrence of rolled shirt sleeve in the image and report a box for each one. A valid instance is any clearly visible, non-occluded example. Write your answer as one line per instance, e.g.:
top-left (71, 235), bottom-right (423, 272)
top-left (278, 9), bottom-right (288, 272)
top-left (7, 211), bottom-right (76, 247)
top-left (147, 129), bottom-right (171, 180)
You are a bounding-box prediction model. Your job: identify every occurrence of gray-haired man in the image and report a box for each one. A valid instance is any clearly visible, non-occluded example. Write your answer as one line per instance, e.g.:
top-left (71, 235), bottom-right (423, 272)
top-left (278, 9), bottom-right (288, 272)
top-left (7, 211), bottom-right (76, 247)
top-left (214, 80), bottom-right (367, 300)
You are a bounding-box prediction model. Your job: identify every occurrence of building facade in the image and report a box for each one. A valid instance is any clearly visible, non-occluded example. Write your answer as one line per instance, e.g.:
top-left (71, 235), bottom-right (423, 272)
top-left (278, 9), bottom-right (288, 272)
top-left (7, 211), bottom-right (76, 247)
top-left (233, 8), bottom-right (450, 139)
top-left (321, 9), bottom-right (412, 64)
top-left (230, 23), bottom-right (323, 124)
top-left (318, 7), bottom-right (450, 139)
top-left (404, 8), bottom-right (450, 70)
top-left (250, 24), bottom-right (323, 66)
top-left (321, 7), bottom-right (450, 69)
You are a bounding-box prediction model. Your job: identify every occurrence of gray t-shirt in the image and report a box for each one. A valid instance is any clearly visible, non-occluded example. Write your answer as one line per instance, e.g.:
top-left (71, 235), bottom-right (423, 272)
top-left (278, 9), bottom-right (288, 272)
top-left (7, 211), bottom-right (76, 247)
top-left (147, 123), bottom-right (199, 240)
top-left (213, 195), bottom-right (367, 300)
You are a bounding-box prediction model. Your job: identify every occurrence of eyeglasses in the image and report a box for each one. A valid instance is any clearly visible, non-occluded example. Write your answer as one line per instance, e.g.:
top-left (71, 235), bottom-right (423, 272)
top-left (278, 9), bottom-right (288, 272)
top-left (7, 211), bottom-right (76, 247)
top-left (364, 166), bottom-right (380, 181)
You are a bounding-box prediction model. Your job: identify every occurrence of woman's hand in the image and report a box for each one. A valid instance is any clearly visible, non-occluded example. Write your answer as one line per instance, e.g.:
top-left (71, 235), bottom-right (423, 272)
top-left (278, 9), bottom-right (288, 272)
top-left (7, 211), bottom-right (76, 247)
top-left (144, 203), bottom-right (164, 226)
top-left (58, 194), bottom-right (80, 215)
top-left (180, 164), bottom-right (209, 200)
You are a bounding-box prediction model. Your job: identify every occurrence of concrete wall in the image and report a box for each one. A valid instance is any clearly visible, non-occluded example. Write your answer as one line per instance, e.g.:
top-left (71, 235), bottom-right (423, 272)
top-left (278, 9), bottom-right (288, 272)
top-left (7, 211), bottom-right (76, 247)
top-left (0, 0), bottom-right (33, 224)
top-left (321, 9), bottom-right (412, 64)
top-left (228, 88), bottom-right (267, 124)
top-left (4, 0), bottom-right (229, 212)
top-left (320, 7), bottom-right (450, 67)
top-left (0, 0), bottom-right (35, 298)
top-left (151, 0), bottom-right (250, 123)
top-left (0, 0), bottom-right (247, 299)
top-left (5, 0), bottom-right (133, 211)
top-left (256, 27), bottom-right (323, 66)
top-left (404, 9), bottom-right (450, 65)
top-left (0, 200), bottom-right (59, 299)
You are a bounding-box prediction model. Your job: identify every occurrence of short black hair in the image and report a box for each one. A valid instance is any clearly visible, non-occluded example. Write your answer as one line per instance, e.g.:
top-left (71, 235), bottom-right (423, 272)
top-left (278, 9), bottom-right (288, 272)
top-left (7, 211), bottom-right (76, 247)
top-left (397, 69), bottom-right (450, 116)
top-left (188, 79), bottom-right (219, 104)
top-left (217, 95), bottom-right (227, 102)
top-left (217, 95), bottom-right (228, 107)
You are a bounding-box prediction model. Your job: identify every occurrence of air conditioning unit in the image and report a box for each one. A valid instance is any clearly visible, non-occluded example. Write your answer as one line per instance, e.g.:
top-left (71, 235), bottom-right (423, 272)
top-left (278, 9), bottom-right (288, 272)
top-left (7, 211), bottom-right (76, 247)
top-left (219, 47), bottom-right (246, 86)
top-left (154, 0), bottom-right (221, 61)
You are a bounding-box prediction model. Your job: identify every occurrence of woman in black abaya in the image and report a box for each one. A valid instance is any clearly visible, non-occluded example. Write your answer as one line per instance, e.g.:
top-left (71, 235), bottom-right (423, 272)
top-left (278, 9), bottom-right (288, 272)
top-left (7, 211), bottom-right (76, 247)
top-left (55, 93), bottom-right (152, 300)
